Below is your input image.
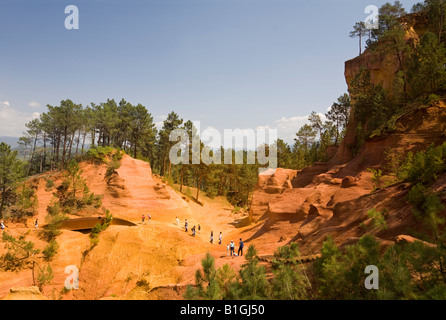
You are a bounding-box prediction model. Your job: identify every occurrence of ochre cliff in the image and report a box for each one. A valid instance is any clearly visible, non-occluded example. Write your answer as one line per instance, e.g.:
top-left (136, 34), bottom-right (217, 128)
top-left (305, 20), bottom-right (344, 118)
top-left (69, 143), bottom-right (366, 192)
top-left (248, 11), bottom-right (446, 254)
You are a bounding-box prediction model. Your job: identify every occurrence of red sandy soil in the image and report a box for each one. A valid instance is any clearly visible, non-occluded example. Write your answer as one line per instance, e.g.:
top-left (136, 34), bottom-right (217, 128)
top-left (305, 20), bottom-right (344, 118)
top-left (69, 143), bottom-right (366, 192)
top-left (0, 155), bottom-right (270, 300)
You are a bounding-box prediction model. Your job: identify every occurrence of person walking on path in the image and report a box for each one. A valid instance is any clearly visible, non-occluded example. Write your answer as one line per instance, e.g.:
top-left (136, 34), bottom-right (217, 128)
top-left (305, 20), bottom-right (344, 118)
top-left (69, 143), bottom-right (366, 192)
top-left (34, 219), bottom-right (38, 229)
top-left (210, 231), bottom-right (214, 244)
top-left (238, 238), bottom-right (244, 257)
top-left (0, 221), bottom-right (4, 231)
top-left (226, 243), bottom-right (230, 256)
top-left (142, 214), bottom-right (145, 224)
top-left (230, 240), bottom-right (235, 257)
top-left (198, 224), bottom-right (201, 234)
top-left (185, 219), bottom-right (188, 232)
top-left (176, 217), bottom-right (179, 226)
top-left (219, 232), bottom-right (222, 245)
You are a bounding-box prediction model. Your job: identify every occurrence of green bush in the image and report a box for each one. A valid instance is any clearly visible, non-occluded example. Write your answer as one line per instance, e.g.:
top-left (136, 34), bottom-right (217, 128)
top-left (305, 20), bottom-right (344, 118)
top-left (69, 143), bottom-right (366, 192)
top-left (407, 183), bottom-right (428, 209)
top-left (42, 240), bottom-right (59, 262)
top-left (428, 94), bottom-right (442, 104)
top-left (45, 178), bottom-right (55, 191)
top-left (40, 210), bottom-right (68, 242)
top-left (0, 232), bottom-right (40, 271)
top-left (367, 168), bottom-right (383, 191)
top-left (36, 264), bottom-right (53, 291)
top-left (85, 146), bottom-right (116, 164)
top-left (400, 143), bottom-right (446, 185)
top-left (90, 211), bottom-right (113, 239)
top-left (206, 186), bottom-right (218, 199)
top-left (367, 208), bottom-right (388, 232)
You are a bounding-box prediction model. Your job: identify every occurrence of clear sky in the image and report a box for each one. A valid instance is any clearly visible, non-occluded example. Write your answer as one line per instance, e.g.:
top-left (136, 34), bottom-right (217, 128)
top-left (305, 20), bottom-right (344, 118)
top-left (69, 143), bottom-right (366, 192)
top-left (0, 0), bottom-right (420, 144)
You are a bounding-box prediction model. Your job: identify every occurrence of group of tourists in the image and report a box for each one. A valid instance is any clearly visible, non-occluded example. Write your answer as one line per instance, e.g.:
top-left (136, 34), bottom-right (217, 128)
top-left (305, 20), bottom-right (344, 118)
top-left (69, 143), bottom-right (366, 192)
top-left (141, 213), bottom-right (152, 224)
top-left (182, 218), bottom-right (201, 237)
top-left (176, 217), bottom-right (245, 258)
top-left (227, 238), bottom-right (244, 258)
top-left (209, 232), bottom-right (245, 258)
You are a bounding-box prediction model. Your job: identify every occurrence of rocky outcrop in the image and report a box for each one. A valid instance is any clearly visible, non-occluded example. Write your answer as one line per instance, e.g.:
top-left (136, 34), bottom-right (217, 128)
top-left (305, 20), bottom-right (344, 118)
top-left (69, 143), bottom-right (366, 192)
top-left (249, 168), bottom-right (297, 222)
top-left (341, 176), bottom-right (358, 188)
top-left (106, 171), bottom-right (130, 198)
top-left (336, 13), bottom-right (428, 165)
top-left (2, 287), bottom-right (48, 300)
top-left (153, 183), bottom-right (171, 200)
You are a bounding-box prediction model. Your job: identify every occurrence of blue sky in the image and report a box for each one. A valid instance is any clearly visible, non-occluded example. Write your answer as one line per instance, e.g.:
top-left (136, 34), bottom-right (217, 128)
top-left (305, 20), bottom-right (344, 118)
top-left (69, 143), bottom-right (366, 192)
top-left (0, 0), bottom-right (420, 144)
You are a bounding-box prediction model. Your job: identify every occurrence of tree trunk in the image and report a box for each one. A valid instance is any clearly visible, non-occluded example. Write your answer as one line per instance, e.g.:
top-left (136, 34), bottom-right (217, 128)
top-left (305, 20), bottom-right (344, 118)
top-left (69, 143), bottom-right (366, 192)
top-left (55, 133), bottom-right (61, 169)
top-left (179, 165), bottom-right (184, 192)
top-left (61, 128), bottom-right (68, 169)
top-left (81, 131), bottom-right (87, 154)
top-left (97, 130), bottom-right (102, 148)
top-left (42, 133), bottom-right (47, 172)
top-left (0, 186), bottom-right (6, 219)
top-left (359, 34), bottom-right (362, 55)
top-left (68, 132), bottom-right (74, 161)
top-left (218, 174), bottom-right (225, 196)
top-left (196, 176), bottom-right (201, 201)
top-left (27, 133), bottom-right (38, 175)
top-left (393, 39), bottom-right (407, 102)
top-left (75, 131), bottom-right (81, 155)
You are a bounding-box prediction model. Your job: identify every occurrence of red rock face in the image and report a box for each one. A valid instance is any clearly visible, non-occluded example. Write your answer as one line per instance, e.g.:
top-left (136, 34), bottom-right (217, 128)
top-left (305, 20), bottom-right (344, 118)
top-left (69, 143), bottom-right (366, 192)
top-left (248, 101), bottom-right (446, 255)
top-left (249, 168), bottom-right (297, 222)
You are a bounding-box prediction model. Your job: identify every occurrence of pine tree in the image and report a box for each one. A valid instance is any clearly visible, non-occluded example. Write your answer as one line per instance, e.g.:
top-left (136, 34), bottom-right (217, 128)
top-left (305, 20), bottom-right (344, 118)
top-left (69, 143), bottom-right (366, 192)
top-left (184, 252), bottom-right (223, 300)
top-left (232, 245), bottom-right (269, 299)
top-left (0, 143), bottom-right (23, 218)
top-left (407, 32), bottom-right (446, 97)
top-left (270, 243), bottom-right (310, 300)
top-left (326, 94), bottom-right (351, 146)
top-left (350, 21), bottom-right (368, 55)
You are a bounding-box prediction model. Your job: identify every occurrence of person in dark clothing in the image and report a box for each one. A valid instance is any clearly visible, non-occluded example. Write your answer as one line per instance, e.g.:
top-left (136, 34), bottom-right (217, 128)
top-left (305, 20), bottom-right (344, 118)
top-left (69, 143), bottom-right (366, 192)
top-left (238, 238), bottom-right (244, 256)
top-left (210, 231), bottom-right (214, 244)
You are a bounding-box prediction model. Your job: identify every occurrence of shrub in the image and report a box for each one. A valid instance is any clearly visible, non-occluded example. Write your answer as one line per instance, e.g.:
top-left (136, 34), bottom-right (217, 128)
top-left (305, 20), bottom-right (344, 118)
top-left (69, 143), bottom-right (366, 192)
top-left (428, 94), bottom-right (442, 104)
top-left (407, 183), bottom-right (428, 209)
top-left (40, 211), bottom-right (68, 242)
top-left (206, 186), bottom-right (217, 199)
top-left (85, 146), bottom-right (116, 164)
top-left (270, 243), bottom-right (310, 300)
top-left (384, 149), bottom-right (404, 177)
top-left (90, 210), bottom-right (113, 239)
top-left (367, 168), bottom-right (383, 191)
top-left (45, 178), bottom-right (55, 191)
top-left (42, 240), bottom-right (59, 262)
top-left (402, 143), bottom-right (446, 184)
top-left (105, 150), bottom-right (124, 179)
top-left (10, 184), bottom-right (38, 222)
top-left (367, 208), bottom-right (388, 233)
top-left (36, 264), bottom-right (53, 291)
top-left (0, 232), bottom-right (40, 271)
